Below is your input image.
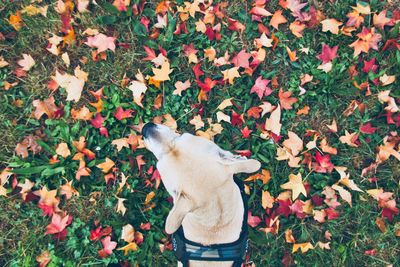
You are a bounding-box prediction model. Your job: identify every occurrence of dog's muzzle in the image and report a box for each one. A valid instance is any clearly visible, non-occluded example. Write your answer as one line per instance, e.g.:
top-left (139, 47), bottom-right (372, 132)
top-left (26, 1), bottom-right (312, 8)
top-left (142, 122), bottom-right (157, 139)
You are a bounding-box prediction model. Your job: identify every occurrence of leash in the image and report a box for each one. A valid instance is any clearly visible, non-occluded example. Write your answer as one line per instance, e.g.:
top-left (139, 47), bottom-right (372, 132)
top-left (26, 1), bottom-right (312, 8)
top-left (171, 177), bottom-right (249, 267)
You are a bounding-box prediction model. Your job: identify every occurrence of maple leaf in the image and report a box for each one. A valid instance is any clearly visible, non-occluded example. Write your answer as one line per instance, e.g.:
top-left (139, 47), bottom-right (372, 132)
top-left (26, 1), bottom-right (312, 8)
top-left (254, 33), bottom-right (273, 48)
top-left (116, 196), bottom-right (127, 215)
top-left (98, 236), bottom-right (117, 258)
top-left (359, 122), bottom-right (377, 134)
top-left (36, 250), bottom-right (51, 267)
top-left (289, 21), bottom-right (306, 37)
top-left (339, 130), bottom-right (359, 147)
top-left (286, 46), bottom-right (298, 62)
top-left (121, 224), bottom-right (135, 243)
top-left (362, 58), bottom-right (378, 73)
top-left (217, 98), bottom-right (233, 110)
top-left (85, 33), bottom-right (116, 53)
top-left (373, 10), bottom-right (392, 30)
top-left (8, 11), bottom-right (23, 31)
top-left (321, 19), bottom-right (343, 34)
top-left (53, 69), bottom-right (86, 102)
top-left (32, 96), bottom-right (60, 119)
top-left (111, 138), bottom-right (129, 152)
top-left (332, 184), bottom-right (352, 206)
top-left (55, 143), bottom-right (71, 158)
top-left (346, 10), bottom-right (364, 28)
top-left (152, 60), bottom-right (173, 81)
top-left (283, 131), bottom-right (303, 156)
top-left (71, 106), bottom-right (93, 121)
top-left (280, 173), bottom-right (307, 200)
top-left (270, 10), bottom-right (287, 30)
top-left (247, 211), bottom-right (262, 228)
top-left (221, 67), bottom-right (240, 85)
top-left (265, 105), bottom-right (281, 136)
top-left (114, 107), bottom-right (133, 121)
top-left (17, 54), bottom-right (35, 71)
top-left (173, 80), bottom-right (191, 96)
top-left (189, 115), bottom-right (204, 130)
top-left (292, 242), bottom-right (314, 253)
top-left (128, 70), bottom-right (148, 107)
top-left (231, 49), bottom-right (251, 68)
top-left (45, 213), bottom-right (71, 235)
top-left (316, 44), bottom-right (338, 64)
top-left (60, 180), bottom-right (79, 200)
top-left (76, 160), bottom-right (91, 181)
top-left (349, 27), bottom-right (382, 57)
top-left (97, 158), bottom-right (115, 173)
top-left (279, 88), bottom-right (298, 110)
top-left (117, 242), bottom-right (138, 256)
top-left (250, 76), bottom-right (272, 99)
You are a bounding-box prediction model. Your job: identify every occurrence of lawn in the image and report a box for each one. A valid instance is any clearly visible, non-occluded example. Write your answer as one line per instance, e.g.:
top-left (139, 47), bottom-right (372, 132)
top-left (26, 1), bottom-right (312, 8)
top-left (0, 0), bottom-right (399, 266)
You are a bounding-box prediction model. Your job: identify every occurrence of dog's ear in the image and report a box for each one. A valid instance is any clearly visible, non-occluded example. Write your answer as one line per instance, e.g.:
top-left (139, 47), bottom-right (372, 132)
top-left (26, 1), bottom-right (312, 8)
top-left (218, 149), bottom-right (261, 174)
top-left (165, 191), bottom-right (192, 234)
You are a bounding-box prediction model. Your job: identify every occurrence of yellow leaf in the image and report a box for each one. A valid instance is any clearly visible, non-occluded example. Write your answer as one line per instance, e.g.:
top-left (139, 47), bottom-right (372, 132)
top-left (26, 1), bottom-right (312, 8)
top-left (221, 67), bottom-right (240, 85)
top-left (332, 184), bottom-right (352, 206)
top-left (217, 98), bottom-right (233, 110)
top-left (117, 242), bottom-right (138, 255)
top-left (292, 242), bottom-right (314, 253)
top-left (144, 191), bottom-right (155, 205)
top-left (151, 60), bottom-right (173, 81)
top-left (265, 105), bottom-right (281, 136)
top-left (280, 173), bottom-right (307, 201)
top-left (97, 158), bottom-right (115, 173)
top-left (321, 18), bottom-right (343, 34)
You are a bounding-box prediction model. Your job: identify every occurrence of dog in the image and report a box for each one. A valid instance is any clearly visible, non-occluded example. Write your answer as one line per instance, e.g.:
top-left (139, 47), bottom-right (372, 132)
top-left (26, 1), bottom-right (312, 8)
top-left (142, 122), bottom-right (261, 267)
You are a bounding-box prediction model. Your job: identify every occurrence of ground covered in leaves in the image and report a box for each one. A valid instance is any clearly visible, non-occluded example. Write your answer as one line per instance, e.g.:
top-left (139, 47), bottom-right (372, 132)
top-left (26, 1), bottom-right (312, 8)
top-left (0, 0), bottom-right (399, 266)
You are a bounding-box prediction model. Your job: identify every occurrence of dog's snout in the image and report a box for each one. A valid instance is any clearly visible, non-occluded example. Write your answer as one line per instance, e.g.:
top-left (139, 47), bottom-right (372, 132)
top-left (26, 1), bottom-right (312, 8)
top-left (142, 122), bottom-right (157, 139)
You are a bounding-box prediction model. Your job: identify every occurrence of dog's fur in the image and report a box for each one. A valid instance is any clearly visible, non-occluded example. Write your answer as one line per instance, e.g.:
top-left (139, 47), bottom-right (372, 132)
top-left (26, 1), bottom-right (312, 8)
top-left (143, 123), bottom-right (261, 267)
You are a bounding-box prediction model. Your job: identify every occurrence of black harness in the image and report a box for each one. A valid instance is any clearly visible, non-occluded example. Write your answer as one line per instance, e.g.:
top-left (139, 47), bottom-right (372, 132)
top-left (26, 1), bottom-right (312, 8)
top-left (171, 177), bottom-right (249, 267)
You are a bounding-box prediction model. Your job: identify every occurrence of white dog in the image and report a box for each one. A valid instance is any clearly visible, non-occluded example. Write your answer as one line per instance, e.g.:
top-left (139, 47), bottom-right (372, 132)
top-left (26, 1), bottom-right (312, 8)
top-left (143, 123), bottom-right (261, 267)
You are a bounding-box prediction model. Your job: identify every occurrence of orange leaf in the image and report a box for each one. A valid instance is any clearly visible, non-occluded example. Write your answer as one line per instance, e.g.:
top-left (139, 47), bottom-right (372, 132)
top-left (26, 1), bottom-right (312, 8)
top-left (97, 158), bottom-right (115, 173)
top-left (280, 173), bottom-right (307, 200)
top-left (270, 10), bottom-right (287, 30)
top-left (279, 88), bottom-right (298, 110)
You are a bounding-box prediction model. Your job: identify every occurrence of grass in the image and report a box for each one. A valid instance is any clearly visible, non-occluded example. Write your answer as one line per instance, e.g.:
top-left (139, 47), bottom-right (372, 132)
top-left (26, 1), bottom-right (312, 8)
top-left (0, 0), bottom-right (399, 266)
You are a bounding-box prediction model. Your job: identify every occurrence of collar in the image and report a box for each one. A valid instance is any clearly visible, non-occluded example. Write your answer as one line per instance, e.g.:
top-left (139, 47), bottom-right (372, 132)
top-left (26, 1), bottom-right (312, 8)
top-left (171, 177), bottom-right (249, 266)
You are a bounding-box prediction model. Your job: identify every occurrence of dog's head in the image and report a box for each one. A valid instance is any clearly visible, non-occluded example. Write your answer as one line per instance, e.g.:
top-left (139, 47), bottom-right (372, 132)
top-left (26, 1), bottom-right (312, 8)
top-left (142, 122), bottom-right (261, 234)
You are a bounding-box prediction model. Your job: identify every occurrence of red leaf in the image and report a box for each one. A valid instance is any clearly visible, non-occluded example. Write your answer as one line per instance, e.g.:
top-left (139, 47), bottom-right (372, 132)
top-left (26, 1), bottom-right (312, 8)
top-left (276, 199), bottom-right (291, 217)
top-left (90, 113), bottom-right (105, 128)
top-left (192, 63), bottom-right (204, 80)
top-left (247, 211), bottom-right (262, 227)
top-left (205, 26), bottom-right (216, 40)
top-left (279, 88), bottom-right (298, 110)
top-left (241, 126), bottom-right (253, 138)
top-left (231, 111), bottom-right (244, 127)
top-left (290, 199), bottom-right (305, 219)
top-left (316, 44), bottom-right (338, 64)
top-left (114, 107), bottom-right (133, 121)
top-left (142, 46), bottom-right (156, 61)
top-left (360, 122), bottom-right (377, 134)
top-left (196, 77), bottom-right (216, 92)
top-left (313, 151), bottom-right (334, 173)
top-left (362, 58), bottom-right (378, 73)
top-left (38, 203), bottom-right (55, 217)
top-left (325, 207), bottom-right (339, 220)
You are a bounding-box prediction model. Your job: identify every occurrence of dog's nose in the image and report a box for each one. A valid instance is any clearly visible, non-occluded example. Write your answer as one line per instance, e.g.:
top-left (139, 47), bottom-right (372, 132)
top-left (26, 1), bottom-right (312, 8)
top-left (142, 122), bottom-right (157, 139)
